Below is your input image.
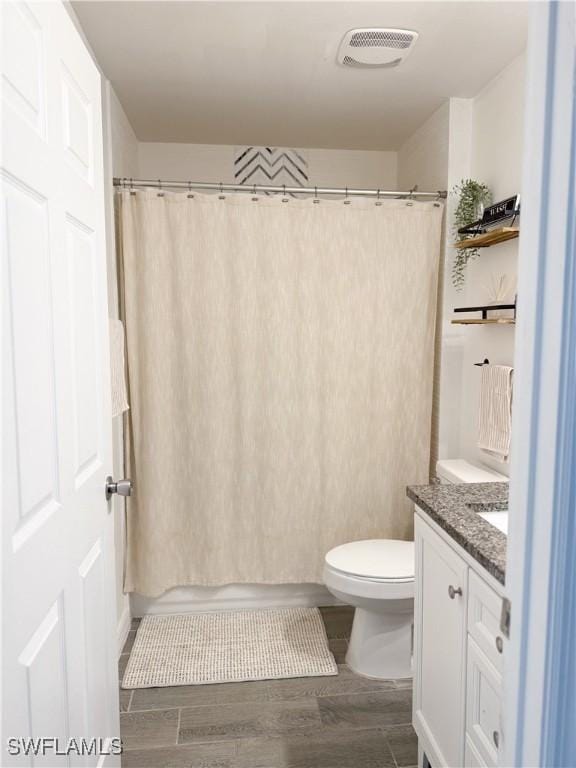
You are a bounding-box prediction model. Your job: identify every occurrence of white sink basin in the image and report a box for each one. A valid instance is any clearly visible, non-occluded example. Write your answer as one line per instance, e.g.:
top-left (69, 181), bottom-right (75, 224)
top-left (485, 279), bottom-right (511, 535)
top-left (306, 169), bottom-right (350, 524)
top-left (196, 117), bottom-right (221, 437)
top-left (478, 510), bottom-right (508, 535)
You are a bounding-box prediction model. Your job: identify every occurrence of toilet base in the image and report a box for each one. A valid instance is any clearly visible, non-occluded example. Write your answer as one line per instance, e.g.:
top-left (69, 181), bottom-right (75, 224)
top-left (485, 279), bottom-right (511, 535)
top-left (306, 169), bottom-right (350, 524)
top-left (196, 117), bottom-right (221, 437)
top-left (345, 601), bottom-right (413, 680)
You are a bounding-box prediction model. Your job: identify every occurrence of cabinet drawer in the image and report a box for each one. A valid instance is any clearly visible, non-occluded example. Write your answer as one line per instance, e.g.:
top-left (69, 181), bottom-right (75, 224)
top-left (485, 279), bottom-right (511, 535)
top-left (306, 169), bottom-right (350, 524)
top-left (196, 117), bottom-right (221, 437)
top-left (466, 637), bottom-right (502, 768)
top-left (467, 570), bottom-right (504, 672)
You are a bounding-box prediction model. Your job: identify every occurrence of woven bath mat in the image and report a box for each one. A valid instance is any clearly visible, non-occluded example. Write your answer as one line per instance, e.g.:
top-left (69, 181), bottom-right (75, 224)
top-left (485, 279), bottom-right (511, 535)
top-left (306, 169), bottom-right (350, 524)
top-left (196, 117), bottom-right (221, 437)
top-left (122, 607), bottom-right (338, 689)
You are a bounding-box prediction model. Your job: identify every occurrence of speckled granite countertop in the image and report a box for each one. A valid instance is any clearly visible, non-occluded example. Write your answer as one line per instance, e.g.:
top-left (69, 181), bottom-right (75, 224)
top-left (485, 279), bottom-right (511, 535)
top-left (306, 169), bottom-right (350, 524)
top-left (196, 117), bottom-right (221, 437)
top-left (406, 482), bottom-right (508, 584)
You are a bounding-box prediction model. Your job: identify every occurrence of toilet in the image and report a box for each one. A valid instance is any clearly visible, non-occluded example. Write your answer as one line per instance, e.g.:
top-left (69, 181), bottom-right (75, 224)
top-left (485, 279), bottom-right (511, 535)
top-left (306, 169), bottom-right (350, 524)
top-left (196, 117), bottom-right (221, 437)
top-left (323, 539), bottom-right (414, 679)
top-left (324, 460), bottom-right (508, 680)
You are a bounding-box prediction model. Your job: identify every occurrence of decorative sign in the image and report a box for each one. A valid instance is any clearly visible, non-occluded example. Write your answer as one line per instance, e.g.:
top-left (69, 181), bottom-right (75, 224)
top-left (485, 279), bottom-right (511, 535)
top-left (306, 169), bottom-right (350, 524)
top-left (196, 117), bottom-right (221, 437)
top-left (458, 194), bottom-right (520, 235)
top-left (234, 147), bottom-right (309, 193)
top-left (481, 195), bottom-right (520, 228)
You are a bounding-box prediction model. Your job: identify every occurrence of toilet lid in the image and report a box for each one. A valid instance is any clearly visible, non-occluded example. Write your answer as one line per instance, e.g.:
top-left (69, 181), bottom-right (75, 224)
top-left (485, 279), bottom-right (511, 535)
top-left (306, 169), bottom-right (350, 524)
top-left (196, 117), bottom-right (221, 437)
top-left (325, 539), bottom-right (414, 582)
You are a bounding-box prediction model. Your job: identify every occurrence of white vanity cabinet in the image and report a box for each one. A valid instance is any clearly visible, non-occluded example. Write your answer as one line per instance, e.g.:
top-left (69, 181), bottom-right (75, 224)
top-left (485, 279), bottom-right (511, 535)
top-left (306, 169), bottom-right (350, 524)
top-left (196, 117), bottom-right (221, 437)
top-left (413, 510), bottom-right (505, 768)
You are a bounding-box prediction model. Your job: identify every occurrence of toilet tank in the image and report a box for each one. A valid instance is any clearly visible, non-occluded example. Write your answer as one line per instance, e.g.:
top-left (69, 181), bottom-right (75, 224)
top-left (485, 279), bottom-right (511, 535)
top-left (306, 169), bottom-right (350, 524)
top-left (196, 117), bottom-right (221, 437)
top-left (436, 459), bottom-right (508, 484)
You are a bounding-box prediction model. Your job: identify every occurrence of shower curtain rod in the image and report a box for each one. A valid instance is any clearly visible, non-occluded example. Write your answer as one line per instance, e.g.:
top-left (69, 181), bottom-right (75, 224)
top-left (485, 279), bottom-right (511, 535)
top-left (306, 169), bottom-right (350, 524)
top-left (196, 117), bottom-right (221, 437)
top-left (113, 177), bottom-right (447, 200)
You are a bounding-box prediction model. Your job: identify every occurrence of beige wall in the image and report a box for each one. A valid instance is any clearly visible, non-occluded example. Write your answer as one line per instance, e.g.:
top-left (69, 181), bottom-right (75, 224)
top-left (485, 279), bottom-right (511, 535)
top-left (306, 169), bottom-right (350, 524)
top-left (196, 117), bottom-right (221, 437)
top-left (137, 142), bottom-right (398, 190)
top-left (398, 101), bottom-right (452, 474)
top-left (459, 54), bottom-right (525, 474)
top-left (104, 85), bottom-right (138, 645)
top-left (396, 53), bottom-right (526, 477)
top-left (397, 102), bottom-right (450, 193)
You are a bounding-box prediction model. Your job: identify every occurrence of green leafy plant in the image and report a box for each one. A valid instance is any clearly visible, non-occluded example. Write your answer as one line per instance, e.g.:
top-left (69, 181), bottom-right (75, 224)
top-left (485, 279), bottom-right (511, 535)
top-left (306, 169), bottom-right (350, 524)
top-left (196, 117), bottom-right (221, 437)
top-left (452, 179), bottom-right (492, 289)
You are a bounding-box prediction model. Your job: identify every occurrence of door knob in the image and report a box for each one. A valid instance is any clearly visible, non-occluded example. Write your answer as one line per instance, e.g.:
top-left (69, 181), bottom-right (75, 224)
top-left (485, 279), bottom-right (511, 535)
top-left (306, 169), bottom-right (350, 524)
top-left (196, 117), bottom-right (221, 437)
top-left (448, 585), bottom-right (463, 599)
top-left (105, 476), bottom-right (133, 501)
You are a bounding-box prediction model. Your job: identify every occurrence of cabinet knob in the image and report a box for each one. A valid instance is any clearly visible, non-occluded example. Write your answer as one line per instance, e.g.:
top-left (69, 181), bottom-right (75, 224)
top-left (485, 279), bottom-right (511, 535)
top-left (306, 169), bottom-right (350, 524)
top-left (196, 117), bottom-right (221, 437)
top-left (448, 585), bottom-right (463, 599)
top-left (493, 731), bottom-right (500, 749)
top-left (496, 636), bottom-right (504, 654)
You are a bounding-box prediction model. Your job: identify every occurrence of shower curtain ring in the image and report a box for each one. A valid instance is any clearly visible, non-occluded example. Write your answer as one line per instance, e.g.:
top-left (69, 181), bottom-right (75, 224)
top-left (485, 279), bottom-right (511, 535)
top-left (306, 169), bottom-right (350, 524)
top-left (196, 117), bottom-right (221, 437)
top-left (344, 187), bottom-right (351, 205)
top-left (130, 177), bottom-right (136, 196)
top-left (219, 182), bottom-right (225, 200)
top-left (314, 186), bottom-right (319, 203)
top-left (282, 184), bottom-right (288, 203)
top-left (376, 189), bottom-right (382, 206)
top-left (157, 179), bottom-right (164, 198)
top-left (187, 181), bottom-right (193, 199)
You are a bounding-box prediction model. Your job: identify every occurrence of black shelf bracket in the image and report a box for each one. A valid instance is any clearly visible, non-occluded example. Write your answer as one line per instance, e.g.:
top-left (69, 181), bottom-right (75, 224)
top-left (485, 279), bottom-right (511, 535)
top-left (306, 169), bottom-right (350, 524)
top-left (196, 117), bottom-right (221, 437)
top-left (453, 303), bottom-right (516, 320)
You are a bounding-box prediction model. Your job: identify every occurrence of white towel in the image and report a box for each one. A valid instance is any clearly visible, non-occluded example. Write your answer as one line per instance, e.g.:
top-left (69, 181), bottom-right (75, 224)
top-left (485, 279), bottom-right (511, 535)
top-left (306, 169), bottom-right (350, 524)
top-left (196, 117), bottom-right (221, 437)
top-left (110, 319), bottom-right (129, 417)
top-left (478, 364), bottom-right (513, 462)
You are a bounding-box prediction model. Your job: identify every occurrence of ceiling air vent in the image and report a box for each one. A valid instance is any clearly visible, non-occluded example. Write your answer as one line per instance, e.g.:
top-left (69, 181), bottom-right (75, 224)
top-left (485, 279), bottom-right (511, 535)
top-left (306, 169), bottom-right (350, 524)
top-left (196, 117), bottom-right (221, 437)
top-left (337, 28), bottom-right (419, 68)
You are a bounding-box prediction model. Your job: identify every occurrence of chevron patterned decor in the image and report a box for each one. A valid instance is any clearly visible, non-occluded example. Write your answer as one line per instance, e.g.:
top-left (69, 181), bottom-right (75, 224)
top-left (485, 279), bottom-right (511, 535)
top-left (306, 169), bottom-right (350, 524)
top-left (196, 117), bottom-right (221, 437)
top-left (234, 147), bottom-right (309, 193)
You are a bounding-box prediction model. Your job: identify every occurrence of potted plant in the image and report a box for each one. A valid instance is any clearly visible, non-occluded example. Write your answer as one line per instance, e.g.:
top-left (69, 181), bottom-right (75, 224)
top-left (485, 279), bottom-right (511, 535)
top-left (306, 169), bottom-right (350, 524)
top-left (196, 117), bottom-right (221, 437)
top-left (452, 179), bottom-right (492, 289)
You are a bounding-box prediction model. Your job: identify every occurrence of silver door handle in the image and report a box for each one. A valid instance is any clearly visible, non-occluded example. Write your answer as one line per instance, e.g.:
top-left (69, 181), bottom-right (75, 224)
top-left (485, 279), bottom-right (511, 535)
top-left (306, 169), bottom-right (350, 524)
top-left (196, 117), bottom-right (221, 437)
top-left (448, 585), bottom-right (463, 599)
top-left (105, 476), bottom-right (133, 500)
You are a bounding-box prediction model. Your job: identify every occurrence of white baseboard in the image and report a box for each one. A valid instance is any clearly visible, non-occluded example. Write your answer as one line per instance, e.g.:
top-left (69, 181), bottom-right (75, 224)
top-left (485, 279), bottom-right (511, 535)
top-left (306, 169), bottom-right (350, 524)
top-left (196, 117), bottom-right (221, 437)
top-left (117, 603), bottom-right (131, 657)
top-left (130, 583), bottom-right (340, 618)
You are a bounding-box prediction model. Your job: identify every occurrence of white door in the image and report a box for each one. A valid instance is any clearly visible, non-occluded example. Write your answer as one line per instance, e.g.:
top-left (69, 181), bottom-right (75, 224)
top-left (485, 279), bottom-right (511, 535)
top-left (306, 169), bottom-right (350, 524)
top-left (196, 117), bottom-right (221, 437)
top-left (1, 1), bottom-right (119, 765)
top-left (501, 2), bottom-right (576, 766)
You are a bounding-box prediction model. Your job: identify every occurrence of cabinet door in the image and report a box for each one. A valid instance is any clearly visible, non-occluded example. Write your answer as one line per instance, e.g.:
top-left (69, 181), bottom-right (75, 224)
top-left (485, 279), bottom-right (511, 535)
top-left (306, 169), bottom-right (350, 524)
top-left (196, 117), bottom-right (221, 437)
top-left (414, 515), bottom-right (468, 768)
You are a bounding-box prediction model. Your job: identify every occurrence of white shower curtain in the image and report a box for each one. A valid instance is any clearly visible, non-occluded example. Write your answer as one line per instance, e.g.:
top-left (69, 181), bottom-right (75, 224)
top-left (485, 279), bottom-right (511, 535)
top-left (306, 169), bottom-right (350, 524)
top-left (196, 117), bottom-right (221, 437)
top-left (119, 189), bottom-right (443, 596)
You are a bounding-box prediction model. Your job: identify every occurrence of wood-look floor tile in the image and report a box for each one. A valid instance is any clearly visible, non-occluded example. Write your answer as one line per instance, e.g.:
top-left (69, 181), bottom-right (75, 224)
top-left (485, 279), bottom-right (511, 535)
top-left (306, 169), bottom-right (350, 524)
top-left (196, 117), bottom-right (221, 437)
top-left (319, 606), bottom-right (355, 639)
top-left (384, 724), bottom-right (418, 767)
top-left (120, 709), bottom-right (179, 751)
top-left (119, 689), bottom-right (132, 713)
top-left (178, 699), bottom-right (321, 745)
top-left (131, 679), bottom-right (270, 712)
top-left (119, 654), bottom-right (130, 681)
top-left (328, 638), bottom-right (348, 664)
top-left (121, 741), bottom-right (237, 767)
top-left (122, 630), bottom-right (137, 655)
top-left (318, 689), bottom-right (412, 730)
top-left (236, 728), bottom-right (395, 768)
top-left (266, 665), bottom-right (396, 701)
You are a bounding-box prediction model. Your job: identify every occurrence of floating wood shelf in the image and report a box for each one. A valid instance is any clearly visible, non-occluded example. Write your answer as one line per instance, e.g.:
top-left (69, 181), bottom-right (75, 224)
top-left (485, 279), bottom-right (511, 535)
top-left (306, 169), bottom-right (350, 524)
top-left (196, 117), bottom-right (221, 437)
top-left (452, 318), bottom-right (516, 325)
top-left (455, 227), bottom-right (519, 249)
top-left (452, 302), bottom-right (516, 326)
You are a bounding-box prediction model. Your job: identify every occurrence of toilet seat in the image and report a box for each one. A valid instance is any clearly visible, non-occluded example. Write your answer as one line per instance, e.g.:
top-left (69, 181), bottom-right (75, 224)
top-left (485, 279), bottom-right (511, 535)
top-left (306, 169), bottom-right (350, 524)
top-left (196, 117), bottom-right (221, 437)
top-left (325, 539), bottom-right (414, 582)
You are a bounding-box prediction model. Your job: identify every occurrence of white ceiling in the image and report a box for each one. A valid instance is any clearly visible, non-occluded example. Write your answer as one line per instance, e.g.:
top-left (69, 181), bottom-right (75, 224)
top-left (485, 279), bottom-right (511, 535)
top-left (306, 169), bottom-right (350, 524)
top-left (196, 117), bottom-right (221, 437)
top-left (73, 1), bottom-right (530, 150)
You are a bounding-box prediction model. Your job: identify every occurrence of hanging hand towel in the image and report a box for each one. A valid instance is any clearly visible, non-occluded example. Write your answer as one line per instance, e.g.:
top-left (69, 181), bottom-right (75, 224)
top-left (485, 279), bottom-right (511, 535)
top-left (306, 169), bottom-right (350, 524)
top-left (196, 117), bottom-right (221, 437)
top-left (478, 364), bottom-right (513, 462)
top-left (109, 319), bottom-right (129, 417)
